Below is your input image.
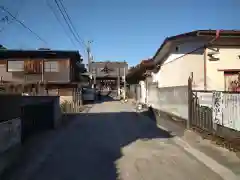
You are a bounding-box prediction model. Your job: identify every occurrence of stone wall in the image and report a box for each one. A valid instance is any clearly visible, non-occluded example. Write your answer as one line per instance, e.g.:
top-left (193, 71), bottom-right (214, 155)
top-left (21, 96), bottom-right (62, 140)
top-left (0, 118), bottom-right (21, 175)
top-left (0, 95), bottom-right (62, 176)
top-left (52, 97), bottom-right (62, 128)
top-left (0, 95), bottom-right (22, 123)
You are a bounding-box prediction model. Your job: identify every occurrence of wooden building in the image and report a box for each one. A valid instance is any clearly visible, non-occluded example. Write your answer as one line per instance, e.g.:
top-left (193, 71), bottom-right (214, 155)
top-left (90, 61), bottom-right (128, 91)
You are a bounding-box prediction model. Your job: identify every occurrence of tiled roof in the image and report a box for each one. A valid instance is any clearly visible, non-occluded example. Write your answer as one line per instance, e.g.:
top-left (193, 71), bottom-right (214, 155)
top-left (0, 49), bottom-right (81, 59)
top-left (152, 29), bottom-right (240, 61)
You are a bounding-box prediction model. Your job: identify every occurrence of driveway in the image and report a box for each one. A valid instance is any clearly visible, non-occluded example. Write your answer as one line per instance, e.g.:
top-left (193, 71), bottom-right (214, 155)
top-left (2, 101), bottom-right (223, 180)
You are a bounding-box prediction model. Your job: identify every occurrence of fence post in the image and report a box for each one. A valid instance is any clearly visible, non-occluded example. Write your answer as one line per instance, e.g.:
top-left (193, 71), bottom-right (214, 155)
top-left (21, 84), bottom-right (24, 94)
top-left (78, 83), bottom-right (82, 106)
top-left (187, 77), bottom-right (193, 129)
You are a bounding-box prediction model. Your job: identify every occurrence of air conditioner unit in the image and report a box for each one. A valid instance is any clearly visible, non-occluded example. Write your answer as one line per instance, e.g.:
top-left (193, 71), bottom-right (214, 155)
top-left (208, 51), bottom-right (220, 61)
top-left (208, 51), bottom-right (219, 55)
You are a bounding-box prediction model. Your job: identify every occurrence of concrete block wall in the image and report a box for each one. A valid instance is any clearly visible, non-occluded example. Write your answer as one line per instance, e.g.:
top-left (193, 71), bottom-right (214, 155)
top-left (148, 85), bottom-right (188, 120)
top-left (21, 96), bottom-right (62, 138)
top-left (0, 95), bottom-right (22, 123)
top-left (0, 95), bottom-right (62, 176)
top-left (52, 97), bottom-right (62, 128)
top-left (0, 118), bottom-right (21, 175)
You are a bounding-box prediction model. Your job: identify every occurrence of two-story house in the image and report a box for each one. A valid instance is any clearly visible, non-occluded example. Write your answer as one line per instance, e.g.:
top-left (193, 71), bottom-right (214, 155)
top-left (152, 30), bottom-right (240, 91)
top-left (0, 48), bottom-right (83, 83)
top-left (126, 30), bottom-right (240, 120)
top-left (0, 48), bottom-right (85, 98)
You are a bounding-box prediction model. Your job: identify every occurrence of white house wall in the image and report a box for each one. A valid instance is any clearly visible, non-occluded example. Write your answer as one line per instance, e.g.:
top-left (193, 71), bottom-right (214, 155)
top-left (155, 41), bottom-right (205, 88)
top-left (164, 41), bottom-right (204, 64)
top-left (139, 80), bottom-right (146, 104)
top-left (206, 47), bottom-right (240, 90)
top-left (152, 72), bottom-right (158, 83)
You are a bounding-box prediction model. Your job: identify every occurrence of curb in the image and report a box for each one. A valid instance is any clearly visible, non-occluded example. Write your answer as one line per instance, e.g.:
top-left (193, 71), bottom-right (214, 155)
top-left (129, 103), bottom-right (239, 180)
top-left (156, 124), bottom-right (239, 180)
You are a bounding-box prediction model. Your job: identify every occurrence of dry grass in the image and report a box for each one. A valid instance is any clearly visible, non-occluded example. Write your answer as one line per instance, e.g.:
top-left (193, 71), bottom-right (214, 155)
top-left (153, 109), bottom-right (240, 155)
top-left (191, 127), bottom-right (240, 154)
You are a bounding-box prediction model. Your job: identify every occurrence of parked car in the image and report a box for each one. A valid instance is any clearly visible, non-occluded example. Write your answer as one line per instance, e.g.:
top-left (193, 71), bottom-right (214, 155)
top-left (82, 87), bottom-right (95, 101)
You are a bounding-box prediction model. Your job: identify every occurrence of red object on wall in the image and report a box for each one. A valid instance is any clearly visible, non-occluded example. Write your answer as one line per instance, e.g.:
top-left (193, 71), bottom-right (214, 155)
top-left (236, 87), bottom-right (240, 92)
top-left (216, 30), bottom-right (221, 39)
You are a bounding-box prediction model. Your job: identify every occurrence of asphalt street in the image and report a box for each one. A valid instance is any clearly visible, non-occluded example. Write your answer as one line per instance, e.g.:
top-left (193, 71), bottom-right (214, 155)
top-left (2, 99), bottom-right (223, 180)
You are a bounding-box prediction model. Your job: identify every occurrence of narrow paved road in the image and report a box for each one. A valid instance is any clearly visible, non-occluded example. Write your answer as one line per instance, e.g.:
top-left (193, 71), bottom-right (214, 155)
top-left (4, 100), bottom-right (223, 180)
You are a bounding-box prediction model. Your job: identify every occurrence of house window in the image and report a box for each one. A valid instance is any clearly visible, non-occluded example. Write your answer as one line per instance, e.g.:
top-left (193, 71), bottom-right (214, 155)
top-left (175, 46), bottom-right (179, 52)
top-left (24, 60), bottom-right (42, 74)
top-left (224, 71), bottom-right (240, 91)
top-left (44, 61), bottom-right (59, 72)
top-left (7, 61), bottom-right (24, 72)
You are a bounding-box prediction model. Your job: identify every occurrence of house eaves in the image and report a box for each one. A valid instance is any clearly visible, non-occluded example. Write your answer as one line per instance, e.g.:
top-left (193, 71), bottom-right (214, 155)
top-left (0, 49), bottom-right (82, 60)
top-left (126, 59), bottom-right (154, 83)
top-left (152, 29), bottom-right (240, 66)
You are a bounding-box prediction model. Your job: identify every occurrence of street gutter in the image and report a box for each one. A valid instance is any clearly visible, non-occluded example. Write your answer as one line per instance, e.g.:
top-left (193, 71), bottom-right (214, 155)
top-left (128, 102), bottom-right (239, 180)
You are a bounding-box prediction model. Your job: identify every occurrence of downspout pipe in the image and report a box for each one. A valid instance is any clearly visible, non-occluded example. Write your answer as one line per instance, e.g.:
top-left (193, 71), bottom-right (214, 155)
top-left (204, 47), bottom-right (207, 90)
top-left (159, 30), bottom-right (221, 89)
top-left (203, 30), bottom-right (221, 90)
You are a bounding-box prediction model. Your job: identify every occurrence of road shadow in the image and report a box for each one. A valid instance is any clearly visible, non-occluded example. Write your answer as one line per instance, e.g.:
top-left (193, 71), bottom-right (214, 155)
top-left (144, 107), bottom-right (240, 175)
top-left (139, 106), bottom-right (186, 137)
top-left (1, 111), bottom-right (173, 180)
top-left (55, 111), bottom-right (174, 180)
top-left (83, 95), bottom-right (119, 105)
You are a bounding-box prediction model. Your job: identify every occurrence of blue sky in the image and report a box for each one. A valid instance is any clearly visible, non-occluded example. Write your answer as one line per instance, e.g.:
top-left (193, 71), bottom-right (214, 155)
top-left (0, 0), bottom-right (239, 66)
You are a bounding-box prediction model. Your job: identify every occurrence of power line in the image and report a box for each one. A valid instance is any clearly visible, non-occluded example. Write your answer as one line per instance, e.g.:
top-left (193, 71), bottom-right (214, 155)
top-left (0, 0), bottom-right (26, 32)
top-left (0, 19), bottom-right (13, 32)
top-left (57, 0), bottom-right (86, 48)
top-left (0, 5), bottom-right (48, 44)
top-left (54, 0), bottom-right (86, 50)
top-left (15, 0), bottom-right (26, 18)
top-left (46, 0), bottom-right (77, 48)
top-left (53, 0), bottom-right (83, 49)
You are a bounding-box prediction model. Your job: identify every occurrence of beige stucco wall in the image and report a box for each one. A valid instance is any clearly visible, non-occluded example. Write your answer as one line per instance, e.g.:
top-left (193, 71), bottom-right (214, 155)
top-left (206, 47), bottom-right (240, 91)
top-left (59, 89), bottom-right (74, 103)
top-left (47, 88), bottom-right (74, 103)
top-left (156, 54), bottom-right (204, 88)
top-left (139, 80), bottom-right (146, 104)
top-left (0, 59), bottom-right (70, 82)
top-left (153, 40), bottom-right (206, 89)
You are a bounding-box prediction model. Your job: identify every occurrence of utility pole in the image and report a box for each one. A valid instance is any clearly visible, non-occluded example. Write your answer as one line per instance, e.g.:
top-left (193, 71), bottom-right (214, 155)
top-left (117, 67), bottom-right (120, 99)
top-left (87, 40), bottom-right (93, 73)
top-left (41, 59), bottom-right (44, 82)
top-left (87, 40), bottom-right (94, 87)
top-left (123, 66), bottom-right (126, 100)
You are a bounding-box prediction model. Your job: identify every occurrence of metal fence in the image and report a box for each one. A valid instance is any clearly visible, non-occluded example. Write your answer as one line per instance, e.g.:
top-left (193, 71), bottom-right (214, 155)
top-left (128, 76), bottom-right (240, 133)
top-left (190, 91), bottom-right (214, 132)
top-left (129, 77), bottom-right (240, 139)
top-left (188, 78), bottom-right (240, 139)
top-left (190, 90), bottom-right (240, 132)
top-left (222, 93), bottom-right (240, 131)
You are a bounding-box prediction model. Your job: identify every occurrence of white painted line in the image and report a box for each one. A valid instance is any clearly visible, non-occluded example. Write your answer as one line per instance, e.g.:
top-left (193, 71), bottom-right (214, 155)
top-left (157, 124), bottom-right (239, 180)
